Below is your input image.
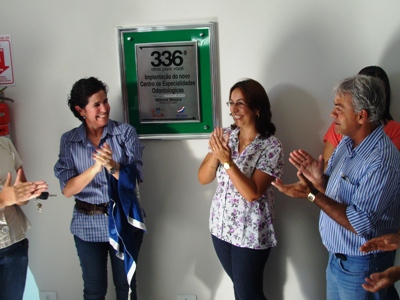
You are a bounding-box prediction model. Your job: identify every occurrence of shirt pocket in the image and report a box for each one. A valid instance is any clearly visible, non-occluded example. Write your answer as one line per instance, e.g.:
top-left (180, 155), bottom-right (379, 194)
top-left (337, 173), bottom-right (358, 204)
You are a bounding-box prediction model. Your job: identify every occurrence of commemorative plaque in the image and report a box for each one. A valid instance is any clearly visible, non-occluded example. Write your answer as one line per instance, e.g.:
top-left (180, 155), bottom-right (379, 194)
top-left (118, 22), bottom-right (219, 139)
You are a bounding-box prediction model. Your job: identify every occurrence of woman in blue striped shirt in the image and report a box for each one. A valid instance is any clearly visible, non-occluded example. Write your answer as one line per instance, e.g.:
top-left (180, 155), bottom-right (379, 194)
top-left (54, 77), bottom-right (144, 300)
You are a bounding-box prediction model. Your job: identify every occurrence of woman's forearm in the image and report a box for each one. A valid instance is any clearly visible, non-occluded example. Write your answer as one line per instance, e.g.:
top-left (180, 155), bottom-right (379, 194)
top-left (198, 153), bottom-right (219, 185)
top-left (62, 166), bottom-right (99, 198)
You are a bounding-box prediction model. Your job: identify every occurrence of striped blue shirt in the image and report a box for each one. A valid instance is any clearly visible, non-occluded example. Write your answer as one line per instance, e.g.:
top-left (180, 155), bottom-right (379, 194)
top-left (54, 120), bottom-right (144, 242)
top-left (320, 125), bottom-right (400, 256)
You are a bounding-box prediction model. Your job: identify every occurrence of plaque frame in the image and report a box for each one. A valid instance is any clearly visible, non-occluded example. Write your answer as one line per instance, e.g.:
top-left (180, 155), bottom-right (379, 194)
top-left (117, 22), bottom-right (220, 139)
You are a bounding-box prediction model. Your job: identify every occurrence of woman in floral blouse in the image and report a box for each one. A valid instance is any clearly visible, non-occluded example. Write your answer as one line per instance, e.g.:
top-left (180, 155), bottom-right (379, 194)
top-left (198, 78), bottom-right (284, 300)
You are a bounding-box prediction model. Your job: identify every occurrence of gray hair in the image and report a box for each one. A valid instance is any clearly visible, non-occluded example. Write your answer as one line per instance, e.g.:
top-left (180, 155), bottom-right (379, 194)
top-left (333, 75), bottom-right (386, 124)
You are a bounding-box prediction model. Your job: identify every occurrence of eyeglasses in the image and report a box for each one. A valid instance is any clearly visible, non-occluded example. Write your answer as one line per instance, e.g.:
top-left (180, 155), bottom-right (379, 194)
top-left (226, 101), bottom-right (246, 108)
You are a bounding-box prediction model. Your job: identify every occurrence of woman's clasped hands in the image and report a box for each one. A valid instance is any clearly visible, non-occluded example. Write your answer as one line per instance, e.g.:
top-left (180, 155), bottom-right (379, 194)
top-left (92, 142), bottom-right (117, 173)
top-left (209, 128), bottom-right (231, 163)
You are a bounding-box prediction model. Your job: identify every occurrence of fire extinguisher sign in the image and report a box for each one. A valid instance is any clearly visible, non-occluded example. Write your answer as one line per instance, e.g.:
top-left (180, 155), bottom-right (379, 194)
top-left (0, 35), bottom-right (14, 86)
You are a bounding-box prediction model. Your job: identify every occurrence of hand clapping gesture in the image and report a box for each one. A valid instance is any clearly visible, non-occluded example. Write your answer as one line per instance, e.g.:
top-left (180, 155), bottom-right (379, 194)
top-left (93, 142), bottom-right (118, 173)
top-left (272, 171), bottom-right (312, 199)
top-left (209, 128), bottom-right (231, 163)
top-left (360, 232), bottom-right (400, 253)
top-left (362, 266), bottom-right (400, 293)
top-left (289, 150), bottom-right (326, 191)
top-left (359, 231), bottom-right (400, 293)
top-left (272, 149), bottom-right (327, 199)
top-left (0, 169), bottom-right (48, 208)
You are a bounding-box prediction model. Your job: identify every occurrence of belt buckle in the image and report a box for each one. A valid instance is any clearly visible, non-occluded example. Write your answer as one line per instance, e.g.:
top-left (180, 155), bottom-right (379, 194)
top-left (335, 253), bottom-right (347, 261)
top-left (88, 204), bottom-right (97, 216)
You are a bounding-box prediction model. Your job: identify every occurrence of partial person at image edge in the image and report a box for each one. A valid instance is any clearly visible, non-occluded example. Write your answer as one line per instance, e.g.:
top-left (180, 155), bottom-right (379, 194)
top-left (0, 137), bottom-right (48, 300)
top-left (273, 75), bottom-right (400, 300)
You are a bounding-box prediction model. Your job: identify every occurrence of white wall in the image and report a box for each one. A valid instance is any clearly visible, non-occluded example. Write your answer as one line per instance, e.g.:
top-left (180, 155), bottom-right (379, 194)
top-left (2, 1), bottom-right (400, 299)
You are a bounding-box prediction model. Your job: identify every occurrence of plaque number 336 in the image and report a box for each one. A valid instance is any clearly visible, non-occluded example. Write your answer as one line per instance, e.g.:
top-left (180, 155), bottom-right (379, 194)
top-left (150, 50), bottom-right (185, 67)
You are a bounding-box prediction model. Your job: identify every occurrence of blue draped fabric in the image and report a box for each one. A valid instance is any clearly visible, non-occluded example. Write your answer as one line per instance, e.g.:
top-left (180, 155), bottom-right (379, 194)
top-left (108, 163), bottom-right (146, 288)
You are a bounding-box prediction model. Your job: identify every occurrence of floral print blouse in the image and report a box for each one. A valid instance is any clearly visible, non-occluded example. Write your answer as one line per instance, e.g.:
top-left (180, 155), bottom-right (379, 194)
top-left (209, 127), bottom-right (284, 249)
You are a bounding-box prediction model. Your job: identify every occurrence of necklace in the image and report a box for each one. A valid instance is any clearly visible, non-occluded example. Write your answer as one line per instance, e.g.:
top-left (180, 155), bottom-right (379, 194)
top-left (242, 142), bottom-right (250, 149)
top-left (240, 140), bottom-right (252, 149)
top-left (239, 131), bottom-right (256, 150)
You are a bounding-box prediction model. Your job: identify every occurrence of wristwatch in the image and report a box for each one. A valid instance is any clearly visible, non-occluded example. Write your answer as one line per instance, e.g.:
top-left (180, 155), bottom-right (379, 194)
top-left (223, 161), bottom-right (234, 170)
top-left (108, 165), bottom-right (118, 175)
top-left (307, 189), bottom-right (319, 202)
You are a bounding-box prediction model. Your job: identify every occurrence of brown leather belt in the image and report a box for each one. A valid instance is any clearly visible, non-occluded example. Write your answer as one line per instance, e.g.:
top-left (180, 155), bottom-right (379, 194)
top-left (75, 199), bottom-right (108, 215)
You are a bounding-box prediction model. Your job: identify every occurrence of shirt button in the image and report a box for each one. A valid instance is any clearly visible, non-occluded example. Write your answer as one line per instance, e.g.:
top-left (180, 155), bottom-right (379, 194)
top-left (1, 226), bottom-right (9, 234)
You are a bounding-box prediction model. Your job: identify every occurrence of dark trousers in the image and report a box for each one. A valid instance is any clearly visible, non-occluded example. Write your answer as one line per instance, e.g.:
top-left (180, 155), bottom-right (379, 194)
top-left (74, 231), bottom-right (143, 300)
top-left (212, 234), bottom-right (271, 300)
top-left (0, 238), bottom-right (29, 300)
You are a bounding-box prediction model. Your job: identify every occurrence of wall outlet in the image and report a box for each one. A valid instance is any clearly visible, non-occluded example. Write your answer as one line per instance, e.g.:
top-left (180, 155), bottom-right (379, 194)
top-left (177, 295), bottom-right (197, 300)
top-left (39, 291), bottom-right (57, 300)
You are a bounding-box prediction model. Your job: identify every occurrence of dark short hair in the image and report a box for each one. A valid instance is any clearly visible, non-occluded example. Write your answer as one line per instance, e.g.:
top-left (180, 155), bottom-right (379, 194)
top-left (68, 77), bottom-right (108, 122)
top-left (358, 66), bottom-right (392, 122)
top-left (230, 79), bottom-right (276, 138)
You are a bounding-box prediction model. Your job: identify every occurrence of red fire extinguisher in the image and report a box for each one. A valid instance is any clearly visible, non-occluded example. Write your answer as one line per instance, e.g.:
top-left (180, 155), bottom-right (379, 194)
top-left (0, 87), bottom-right (14, 139)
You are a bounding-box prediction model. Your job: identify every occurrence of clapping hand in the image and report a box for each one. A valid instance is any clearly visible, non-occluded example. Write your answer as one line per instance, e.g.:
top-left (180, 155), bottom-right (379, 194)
top-left (289, 150), bottom-right (326, 191)
top-left (362, 266), bottom-right (400, 293)
top-left (272, 171), bottom-right (312, 199)
top-left (289, 149), bottom-right (316, 170)
top-left (209, 128), bottom-right (231, 163)
top-left (0, 169), bottom-right (48, 208)
top-left (93, 142), bottom-right (116, 172)
top-left (360, 232), bottom-right (400, 253)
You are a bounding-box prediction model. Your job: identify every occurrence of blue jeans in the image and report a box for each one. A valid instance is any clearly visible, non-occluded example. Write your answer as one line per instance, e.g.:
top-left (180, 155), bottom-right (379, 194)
top-left (212, 235), bottom-right (271, 300)
top-left (0, 238), bottom-right (29, 300)
top-left (385, 249), bottom-right (399, 300)
top-left (326, 251), bottom-right (398, 300)
top-left (74, 231), bottom-right (143, 300)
